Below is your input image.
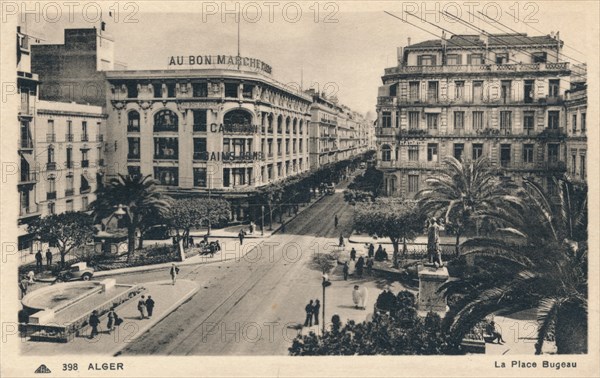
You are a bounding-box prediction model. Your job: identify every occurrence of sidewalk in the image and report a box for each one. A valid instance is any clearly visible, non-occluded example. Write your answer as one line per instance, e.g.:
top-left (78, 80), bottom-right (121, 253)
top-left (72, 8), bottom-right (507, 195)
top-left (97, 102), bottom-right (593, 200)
top-left (485, 309), bottom-right (556, 355)
top-left (21, 279), bottom-right (199, 356)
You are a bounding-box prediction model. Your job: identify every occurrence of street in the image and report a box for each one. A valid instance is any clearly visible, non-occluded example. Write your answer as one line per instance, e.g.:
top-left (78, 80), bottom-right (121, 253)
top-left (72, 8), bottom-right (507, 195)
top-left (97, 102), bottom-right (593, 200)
top-left (117, 185), bottom-right (375, 355)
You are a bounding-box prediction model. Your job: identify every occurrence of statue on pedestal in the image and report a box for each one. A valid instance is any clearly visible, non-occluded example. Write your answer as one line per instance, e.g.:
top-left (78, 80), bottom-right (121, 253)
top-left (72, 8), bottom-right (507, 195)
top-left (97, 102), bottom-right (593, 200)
top-left (427, 217), bottom-right (444, 268)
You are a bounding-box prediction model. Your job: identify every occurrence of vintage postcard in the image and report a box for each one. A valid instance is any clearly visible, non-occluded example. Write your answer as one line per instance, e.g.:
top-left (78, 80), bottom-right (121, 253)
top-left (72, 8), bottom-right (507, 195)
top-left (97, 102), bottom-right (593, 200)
top-left (1, 0), bottom-right (598, 377)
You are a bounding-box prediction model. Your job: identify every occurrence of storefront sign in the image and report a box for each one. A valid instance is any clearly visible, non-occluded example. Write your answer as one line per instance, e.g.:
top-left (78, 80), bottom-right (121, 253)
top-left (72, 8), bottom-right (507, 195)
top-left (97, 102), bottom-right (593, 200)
top-left (195, 151), bottom-right (264, 161)
top-left (168, 55), bottom-right (272, 74)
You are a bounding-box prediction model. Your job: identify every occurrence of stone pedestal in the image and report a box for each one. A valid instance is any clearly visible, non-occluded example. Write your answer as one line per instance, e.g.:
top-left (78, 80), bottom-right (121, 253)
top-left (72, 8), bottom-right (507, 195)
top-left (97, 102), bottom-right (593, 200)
top-left (100, 278), bottom-right (116, 292)
top-left (418, 266), bottom-right (449, 313)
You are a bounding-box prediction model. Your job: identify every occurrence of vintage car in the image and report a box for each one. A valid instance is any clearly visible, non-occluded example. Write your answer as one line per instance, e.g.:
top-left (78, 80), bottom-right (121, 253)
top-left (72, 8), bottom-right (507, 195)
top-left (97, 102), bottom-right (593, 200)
top-left (325, 183), bottom-right (336, 195)
top-left (55, 262), bottom-right (95, 282)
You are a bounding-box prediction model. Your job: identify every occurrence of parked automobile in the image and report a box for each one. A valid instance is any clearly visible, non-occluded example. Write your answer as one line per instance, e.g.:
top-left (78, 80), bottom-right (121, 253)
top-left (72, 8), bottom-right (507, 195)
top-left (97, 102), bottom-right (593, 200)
top-left (55, 262), bottom-right (94, 282)
top-left (325, 183), bottom-right (335, 195)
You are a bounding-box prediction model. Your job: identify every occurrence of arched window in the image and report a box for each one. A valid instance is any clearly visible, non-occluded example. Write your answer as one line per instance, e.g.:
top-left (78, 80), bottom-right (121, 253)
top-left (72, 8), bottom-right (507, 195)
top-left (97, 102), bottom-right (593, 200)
top-left (267, 113), bottom-right (274, 133)
top-left (299, 120), bottom-right (303, 134)
top-left (128, 111), bottom-right (140, 132)
top-left (285, 117), bottom-right (291, 133)
top-left (381, 145), bottom-right (392, 162)
top-left (277, 115), bottom-right (283, 133)
top-left (293, 118), bottom-right (297, 134)
top-left (154, 109), bottom-right (178, 132)
top-left (223, 109), bottom-right (253, 133)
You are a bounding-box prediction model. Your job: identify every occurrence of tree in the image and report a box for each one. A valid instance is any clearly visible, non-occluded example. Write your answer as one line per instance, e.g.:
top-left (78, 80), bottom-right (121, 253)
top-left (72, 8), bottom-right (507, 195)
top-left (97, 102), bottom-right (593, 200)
top-left (416, 157), bottom-right (515, 256)
top-left (168, 198), bottom-right (231, 247)
top-left (28, 212), bottom-right (95, 265)
top-left (343, 189), bottom-right (373, 205)
top-left (90, 174), bottom-right (171, 262)
top-left (441, 176), bottom-right (588, 354)
top-left (354, 198), bottom-right (425, 268)
top-left (257, 183), bottom-right (284, 230)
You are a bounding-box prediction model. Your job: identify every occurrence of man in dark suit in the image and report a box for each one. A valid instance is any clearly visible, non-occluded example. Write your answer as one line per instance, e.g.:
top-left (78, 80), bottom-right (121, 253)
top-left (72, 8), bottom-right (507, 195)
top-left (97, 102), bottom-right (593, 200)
top-left (303, 300), bottom-right (313, 327)
top-left (45, 249), bottom-right (53, 268)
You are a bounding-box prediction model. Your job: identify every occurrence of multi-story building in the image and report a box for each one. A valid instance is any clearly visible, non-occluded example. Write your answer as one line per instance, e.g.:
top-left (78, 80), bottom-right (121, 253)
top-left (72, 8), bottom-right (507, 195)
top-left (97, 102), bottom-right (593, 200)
top-left (105, 64), bottom-right (312, 221)
top-left (308, 91), bottom-right (371, 169)
top-left (565, 64), bottom-right (587, 185)
top-left (376, 33), bottom-right (572, 197)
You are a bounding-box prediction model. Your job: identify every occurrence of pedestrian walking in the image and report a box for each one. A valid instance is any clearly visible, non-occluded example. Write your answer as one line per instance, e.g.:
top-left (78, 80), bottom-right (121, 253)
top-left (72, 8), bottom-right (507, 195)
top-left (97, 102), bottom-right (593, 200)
top-left (303, 300), bottom-right (314, 327)
top-left (27, 270), bottom-right (35, 283)
top-left (45, 249), bottom-right (52, 268)
top-left (106, 307), bottom-right (118, 334)
top-left (170, 263), bottom-right (179, 285)
top-left (356, 256), bottom-right (365, 278)
top-left (137, 295), bottom-right (147, 319)
top-left (312, 299), bottom-right (321, 326)
top-left (19, 275), bottom-right (29, 298)
top-left (342, 262), bottom-right (349, 281)
top-left (334, 214), bottom-right (339, 229)
top-left (146, 295), bottom-right (155, 318)
top-left (35, 250), bottom-right (43, 272)
top-left (358, 286), bottom-right (368, 310)
top-left (366, 256), bottom-right (374, 275)
top-left (238, 229), bottom-right (245, 245)
top-left (338, 233), bottom-right (345, 248)
top-left (89, 310), bottom-right (100, 338)
top-left (368, 243), bottom-right (375, 258)
top-left (350, 248), bottom-right (356, 261)
top-left (352, 285), bottom-right (361, 309)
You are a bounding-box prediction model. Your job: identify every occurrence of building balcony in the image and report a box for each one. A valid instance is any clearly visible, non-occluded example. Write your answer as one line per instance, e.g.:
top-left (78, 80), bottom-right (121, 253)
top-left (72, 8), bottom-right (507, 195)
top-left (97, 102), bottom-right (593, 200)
top-left (65, 133), bottom-right (74, 142)
top-left (65, 160), bottom-right (74, 169)
top-left (193, 124), bottom-right (207, 132)
top-left (80, 186), bottom-right (91, 194)
top-left (65, 189), bottom-right (74, 197)
top-left (19, 138), bottom-right (34, 150)
top-left (19, 106), bottom-right (34, 117)
top-left (153, 154), bottom-right (178, 160)
top-left (377, 96), bottom-right (397, 106)
top-left (46, 162), bottom-right (57, 171)
top-left (384, 62), bottom-right (570, 76)
top-left (81, 134), bottom-right (89, 142)
top-left (376, 127), bottom-right (396, 137)
top-left (127, 154), bottom-right (140, 161)
top-left (19, 204), bottom-right (41, 219)
top-left (46, 134), bottom-right (56, 143)
top-left (127, 127), bottom-right (140, 133)
top-left (81, 160), bottom-right (89, 168)
top-left (19, 171), bottom-right (37, 185)
top-left (46, 191), bottom-right (57, 200)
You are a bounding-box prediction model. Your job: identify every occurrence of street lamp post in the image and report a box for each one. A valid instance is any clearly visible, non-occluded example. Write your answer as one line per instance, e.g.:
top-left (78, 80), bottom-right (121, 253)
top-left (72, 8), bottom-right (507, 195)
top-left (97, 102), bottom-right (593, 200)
top-left (261, 205), bottom-right (265, 236)
top-left (321, 273), bottom-right (331, 334)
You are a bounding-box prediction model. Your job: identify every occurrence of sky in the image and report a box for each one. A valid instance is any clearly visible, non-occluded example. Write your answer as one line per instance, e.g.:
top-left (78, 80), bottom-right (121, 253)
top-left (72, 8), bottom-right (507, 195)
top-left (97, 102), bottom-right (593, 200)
top-left (23, 1), bottom-right (598, 116)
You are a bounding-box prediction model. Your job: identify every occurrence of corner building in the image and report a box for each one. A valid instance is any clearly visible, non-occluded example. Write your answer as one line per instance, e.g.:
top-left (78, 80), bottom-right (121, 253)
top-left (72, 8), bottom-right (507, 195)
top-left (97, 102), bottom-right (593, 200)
top-left (376, 33), bottom-right (572, 197)
top-left (105, 67), bottom-right (312, 219)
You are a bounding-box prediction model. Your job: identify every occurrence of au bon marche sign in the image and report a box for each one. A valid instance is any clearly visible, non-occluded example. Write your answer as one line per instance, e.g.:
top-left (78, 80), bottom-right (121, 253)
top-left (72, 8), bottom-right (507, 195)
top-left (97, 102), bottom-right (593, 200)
top-left (168, 54), bottom-right (272, 75)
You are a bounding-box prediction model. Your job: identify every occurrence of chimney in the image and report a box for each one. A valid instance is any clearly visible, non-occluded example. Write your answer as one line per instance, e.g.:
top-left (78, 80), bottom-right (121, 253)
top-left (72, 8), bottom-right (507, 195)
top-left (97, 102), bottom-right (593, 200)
top-left (397, 47), bottom-right (404, 65)
top-left (407, 37), bottom-right (411, 46)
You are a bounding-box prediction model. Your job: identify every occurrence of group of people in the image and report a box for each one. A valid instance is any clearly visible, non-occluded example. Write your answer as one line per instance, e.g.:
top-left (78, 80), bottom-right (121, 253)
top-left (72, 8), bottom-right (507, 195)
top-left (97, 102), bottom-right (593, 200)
top-left (342, 252), bottom-right (373, 280)
top-left (303, 299), bottom-right (321, 327)
top-left (88, 305), bottom-right (124, 339)
top-left (137, 294), bottom-right (156, 320)
top-left (34, 249), bottom-right (53, 272)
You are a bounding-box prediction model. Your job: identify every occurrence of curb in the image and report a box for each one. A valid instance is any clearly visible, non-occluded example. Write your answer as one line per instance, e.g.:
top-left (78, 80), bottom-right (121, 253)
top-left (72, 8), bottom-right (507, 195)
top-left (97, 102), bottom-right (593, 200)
top-left (111, 279), bottom-right (200, 356)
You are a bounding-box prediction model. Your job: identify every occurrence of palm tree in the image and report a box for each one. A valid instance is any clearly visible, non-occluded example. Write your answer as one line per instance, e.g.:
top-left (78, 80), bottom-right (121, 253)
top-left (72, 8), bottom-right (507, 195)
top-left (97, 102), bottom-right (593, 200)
top-left (91, 174), bottom-right (172, 262)
top-left (416, 157), bottom-right (515, 256)
top-left (442, 177), bottom-right (588, 354)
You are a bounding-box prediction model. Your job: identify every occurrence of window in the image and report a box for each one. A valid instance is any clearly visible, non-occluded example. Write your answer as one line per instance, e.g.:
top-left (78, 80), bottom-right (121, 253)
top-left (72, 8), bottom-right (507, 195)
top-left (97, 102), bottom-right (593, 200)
top-left (571, 152), bottom-right (577, 174)
top-left (580, 154), bottom-right (586, 177)
top-left (66, 147), bottom-right (73, 168)
top-left (66, 200), bottom-right (74, 212)
top-left (154, 109), bottom-right (178, 132)
top-left (382, 112), bottom-right (392, 128)
top-left (381, 145), bottom-right (392, 161)
top-left (154, 167), bottom-right (178, 186)
top-left (128, 111), bottom-right (140, 132)
top-left (572, 114), bottom-right (577, 133)
top-left (427, 81), bottom-right (438, 101)
top-left (166, 83), bottom-right (176, 98)
top-left (47, 146), bottom-right (55, 164)
top-left (523, 111), bottom-right (535, 135)
top-left (532, 52), bottom-right (547, 63)
top-left (408, 175), bottom-right (419, 193)
top-left (426, 114), bottom-right (438, 130)
top-left (242, 84), bottom-right (254, 99)
top-left (48, 202), bottom-right (55, 215)
top-left (549, 80), bottom-right (560, 98)
top-left (154, 137), bottom-right (178, 159)
top-left (468, 54), bottom-right (484, 65)
top-left (48, 177), bottom-right (56, 194)
top-left (418, 55), bottom-right (436, 66)
top-left (454, 143), bottom-right (464, 161)
top-left (193, 168), bottom-right (207, 187)
top-left (389, 84), bottom-right (397, 97)
top-left (472, 111), bottom-right (484, 130)
top-left (192, 82), bottom-right (208, 97)
top-left (81, 150), bottom-right (89, 167)
top-left (128, 138), bottom-right (140, 159)
top-left (193, 138), bottom-right (207, 160)
top-left (472, 143), bottom-right (483, 160)
top-left (409, 82), bottom-right (420, 100)
top-left (80, 175), bottom-right (90, 192)
top-left (548, 144), bottom-right (560, 163)
top-left (548, 111), bottom-right (560, 130)
top-left (409, 112), bottom-right (419, 130)
top-left (225, 83), bottom-right (238, 98)
top-left (581, 113), bottom-right (586, 132)
top-left (277, 139), bottom-right (282, 155)
top-left (500, 111), bottom-right (512, 134)
top-left (447, 54), bottom-right (462, 65)
top-left (501, 80), bottom-right (511, 102)
top-left (223, 109), bottom-right (253, 132)
top-left (153, 82), bottom-right (162, 98)
top-left (523, 144), bottom-right (534, 163)
top-left (408, 145), bottom-right (419, 161)
top-left (496, 53), bottom-right (509, 64)
top-left (455, 81), bottom-right (465, 99)
top-left (454, 111), bottom-right (464, 130)
top-left (193, 110), bottom-right (207, 132)
top-left (126, 82), bottom-right (138, 98)
top-left (472, 81), bottom-right (483, 102)
top-left (500, 144), bottom-right (511, 167)
top-left (427, 143), bottom-right (438, 162)
top-left (524, 80), bottom-right (534, 103)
